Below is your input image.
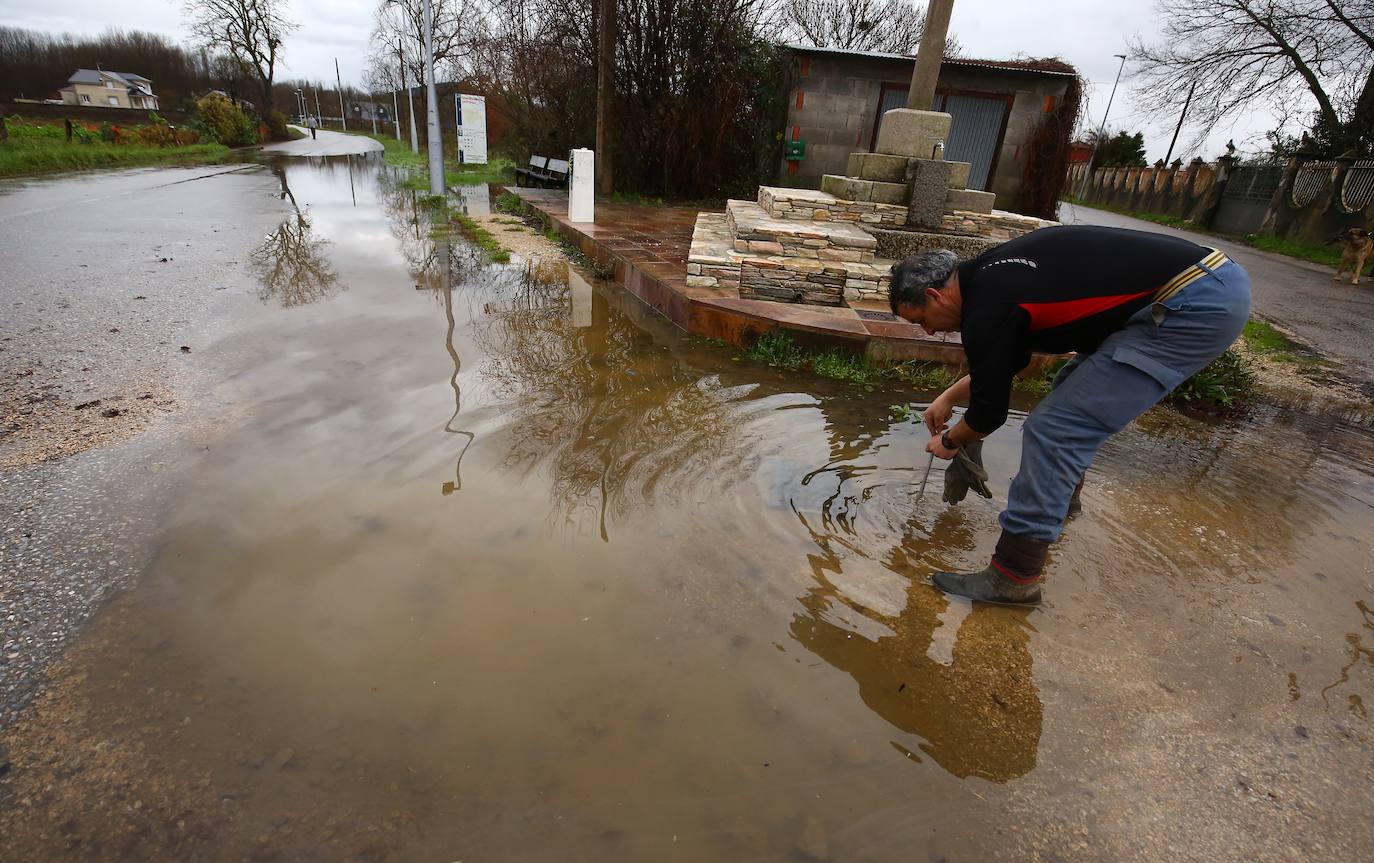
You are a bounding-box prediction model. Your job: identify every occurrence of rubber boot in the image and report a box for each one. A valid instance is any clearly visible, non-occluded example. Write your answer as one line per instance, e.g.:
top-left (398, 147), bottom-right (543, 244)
top-left (1065, 479), bottom-right (1084, 520)
top-left (930, 531), bottom-right (1048, 606)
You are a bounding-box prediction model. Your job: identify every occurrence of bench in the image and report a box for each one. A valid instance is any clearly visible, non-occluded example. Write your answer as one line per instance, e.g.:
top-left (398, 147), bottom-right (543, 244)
top-left (514, 155), bottom-right (570, 188)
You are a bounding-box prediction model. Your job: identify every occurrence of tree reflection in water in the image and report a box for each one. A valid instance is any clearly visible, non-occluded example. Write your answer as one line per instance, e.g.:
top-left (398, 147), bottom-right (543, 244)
top-left (251, 166), bottom-right (342, 307)
top-left (368, 169), bottom-right (1045, 768)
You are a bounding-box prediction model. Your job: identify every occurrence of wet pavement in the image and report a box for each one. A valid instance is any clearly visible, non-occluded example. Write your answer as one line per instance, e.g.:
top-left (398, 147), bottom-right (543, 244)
top-left (1061, 202), bottom-right (1374, 389)
top-left (266, 127), bottom-right (386, 158)
top-left (0, 152), bottom-right (1371, 861)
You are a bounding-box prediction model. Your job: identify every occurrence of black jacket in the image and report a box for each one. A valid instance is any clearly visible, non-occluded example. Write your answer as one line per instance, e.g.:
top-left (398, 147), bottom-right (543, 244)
top-left (957, 225), bottom-right (1210, 434)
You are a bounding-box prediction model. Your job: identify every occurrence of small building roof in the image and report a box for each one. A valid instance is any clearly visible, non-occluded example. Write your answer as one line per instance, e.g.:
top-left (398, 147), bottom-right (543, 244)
top-left (66, 69), bottom-right (154, 89)
top-left (783, 44), bottom-right (1077, 77)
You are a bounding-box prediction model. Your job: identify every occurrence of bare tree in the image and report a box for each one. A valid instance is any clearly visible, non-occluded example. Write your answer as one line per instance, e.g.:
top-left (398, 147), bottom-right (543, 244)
top-left (1130, 0), bottom-right (1374, 154)
top-left (184, 0), bottom-right (295, 116)
top-left (367, 0), bottom-right (479, 90)
top-left (782, 0), bottom-right (959, 56)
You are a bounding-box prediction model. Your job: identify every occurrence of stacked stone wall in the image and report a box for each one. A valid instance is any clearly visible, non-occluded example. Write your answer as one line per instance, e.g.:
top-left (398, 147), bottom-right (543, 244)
top-left (759, 186), bottom-right (905, 226)
top-left (939, 210), bottom-right (1052, 240)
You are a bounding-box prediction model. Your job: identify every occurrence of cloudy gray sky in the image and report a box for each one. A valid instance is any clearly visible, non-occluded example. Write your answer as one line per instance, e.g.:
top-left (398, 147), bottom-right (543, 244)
top-left (1, 0), bottom-right (1280, 160)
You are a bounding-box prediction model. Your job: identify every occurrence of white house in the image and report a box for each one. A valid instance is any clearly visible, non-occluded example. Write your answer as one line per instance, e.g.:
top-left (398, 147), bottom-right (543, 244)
top-left (59, 69), bottom-right (160, 110)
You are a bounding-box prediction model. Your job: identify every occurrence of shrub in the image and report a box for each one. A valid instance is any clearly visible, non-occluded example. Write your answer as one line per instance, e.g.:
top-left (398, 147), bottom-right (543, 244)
top-left (1169, 349), bottom-right (1255, 410)
top-left (134, 122), bottom-right (176, 148)
top-left (193, 93), bottom-right (258, 147)
top-left (263, 109), bottom-right (290, 142)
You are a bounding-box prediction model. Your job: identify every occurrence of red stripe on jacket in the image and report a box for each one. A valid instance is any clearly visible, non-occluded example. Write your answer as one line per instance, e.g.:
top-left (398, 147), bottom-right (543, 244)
top-left (1018, 289), bottom-right (1155, 331)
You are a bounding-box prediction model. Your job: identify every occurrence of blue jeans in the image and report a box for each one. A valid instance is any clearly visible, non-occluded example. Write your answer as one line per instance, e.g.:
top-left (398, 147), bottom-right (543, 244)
top-left (999, 260), bottom-right (1252, 542)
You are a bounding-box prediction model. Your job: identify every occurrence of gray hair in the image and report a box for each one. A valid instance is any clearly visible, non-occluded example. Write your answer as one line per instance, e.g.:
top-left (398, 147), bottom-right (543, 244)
top-left (889, 250), bottom-right (959, 313)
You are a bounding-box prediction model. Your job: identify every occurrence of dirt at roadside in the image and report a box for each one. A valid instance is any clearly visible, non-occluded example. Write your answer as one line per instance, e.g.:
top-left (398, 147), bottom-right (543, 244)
top-left (1233, 324), bottom-right (1374, 413)
top-left (468, 211), bottom-right (573, 263)
top-left (0, 360), bottom-right (176, 470)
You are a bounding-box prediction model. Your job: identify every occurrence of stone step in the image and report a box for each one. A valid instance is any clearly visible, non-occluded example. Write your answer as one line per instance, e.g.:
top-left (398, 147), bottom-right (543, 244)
top-left (727, 199), bottom-right (877, 254)
top-left (947, 161), bottom-right (971, 191)
top-left (945, 188), bottom-right (996, 214)
top-left (874, 108), bottom-right (952, 159)
top-left (757, 185), bottom-right (906, 226)
top-left (688, 210), bottom-right (895, 305)
top-left (868, 226), bottom-right (999, 262)
top-left (738, 256), bottom-right (894, 306)
top-left (846, 152), bottom-right (909, 184)
top-left (820, 174), bottom-right (907, 206)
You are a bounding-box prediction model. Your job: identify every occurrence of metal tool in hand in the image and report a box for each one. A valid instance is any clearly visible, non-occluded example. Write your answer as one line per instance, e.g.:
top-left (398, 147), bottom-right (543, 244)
top-left (915, 406), bottom-right (957, 502)
top-left (915, 450), bottom-right (936, 501)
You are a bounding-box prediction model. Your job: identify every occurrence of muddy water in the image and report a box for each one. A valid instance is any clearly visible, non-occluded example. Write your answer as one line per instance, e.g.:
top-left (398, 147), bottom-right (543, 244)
top-left (3, 156), bottom-right (1372, 861)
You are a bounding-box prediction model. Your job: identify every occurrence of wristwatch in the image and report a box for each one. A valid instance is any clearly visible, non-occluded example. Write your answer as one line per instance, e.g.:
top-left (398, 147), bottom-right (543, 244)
top-left (941, 430), bottom-right (960, 452)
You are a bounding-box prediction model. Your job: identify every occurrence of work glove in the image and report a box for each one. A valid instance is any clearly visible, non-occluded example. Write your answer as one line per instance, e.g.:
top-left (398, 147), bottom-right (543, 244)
top-left (943, 439), bottom-right (992, 504)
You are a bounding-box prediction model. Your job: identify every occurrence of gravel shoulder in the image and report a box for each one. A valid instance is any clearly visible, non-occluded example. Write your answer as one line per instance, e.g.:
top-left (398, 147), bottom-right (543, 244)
top-left (0, 163), bottom-right (288, 727)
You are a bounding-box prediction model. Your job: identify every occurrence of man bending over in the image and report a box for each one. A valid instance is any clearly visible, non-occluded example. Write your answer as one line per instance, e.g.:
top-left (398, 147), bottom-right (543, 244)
top-left (891, 226), bottom-right (1251, 604)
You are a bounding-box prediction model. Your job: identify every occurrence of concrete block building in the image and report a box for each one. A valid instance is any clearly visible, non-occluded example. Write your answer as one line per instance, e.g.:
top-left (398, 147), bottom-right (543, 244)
top-left (778, 46), bottom-right (1075, 211)
top-left (59, 69), bottom-right (159, 110)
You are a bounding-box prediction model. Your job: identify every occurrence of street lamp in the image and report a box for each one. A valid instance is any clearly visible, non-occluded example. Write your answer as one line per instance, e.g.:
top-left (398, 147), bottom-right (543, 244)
top-left (1078, 53), bottom-right (1128, 198)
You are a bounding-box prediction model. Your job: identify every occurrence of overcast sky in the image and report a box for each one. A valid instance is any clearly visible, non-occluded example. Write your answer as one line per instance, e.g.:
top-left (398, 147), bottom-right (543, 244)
top-left (1, 0), bottom-right (1281, 161)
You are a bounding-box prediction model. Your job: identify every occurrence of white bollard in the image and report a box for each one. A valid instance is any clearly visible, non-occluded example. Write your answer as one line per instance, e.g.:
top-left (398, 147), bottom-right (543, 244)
top-left (568, 147), bottom-right (595, 223)
top-left (569, 269), bottom-right (593, 326)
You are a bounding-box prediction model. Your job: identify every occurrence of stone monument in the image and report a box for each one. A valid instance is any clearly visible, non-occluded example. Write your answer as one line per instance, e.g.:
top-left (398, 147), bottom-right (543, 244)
top-left (685, 0), bottom-right (1054, 307)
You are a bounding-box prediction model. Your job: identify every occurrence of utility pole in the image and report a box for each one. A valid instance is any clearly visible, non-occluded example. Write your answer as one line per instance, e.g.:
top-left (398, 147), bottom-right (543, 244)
top-left (421, 0), bottom-right (445, 195)
top-left (595, 0), bottom-right (615, 195)
top-left (400, 39), bottom-right (419, 154)
top-left (1078, 53), bottom-right (1127, 198)
top-left (1163, 80), bottom-right (1196, 166)
top-left (313, 85), bottom-right (322, 124)
top-left (392, 86), bottom-right (402, 141)
top-left (335, 58), bottom-right (348, 131)
top-left (907, 0), bottom-right (954, 109)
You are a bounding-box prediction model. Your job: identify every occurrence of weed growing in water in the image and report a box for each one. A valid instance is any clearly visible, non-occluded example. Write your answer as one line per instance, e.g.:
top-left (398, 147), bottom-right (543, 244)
top-left (451, 213), bottom-right (511, 264)
top-left (742, 331), bottom-right (955, 391)
top-left (1169, 349), bottom-right (1256, 410)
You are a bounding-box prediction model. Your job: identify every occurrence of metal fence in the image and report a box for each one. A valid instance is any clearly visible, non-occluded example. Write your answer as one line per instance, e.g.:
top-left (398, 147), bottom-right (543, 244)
top-left (1340, 159), bottom-right (1374, 213)
top-left (1221, 164), bottom-right (1283, 202)
top-left (1291, 160), bottom-right (1336, 207)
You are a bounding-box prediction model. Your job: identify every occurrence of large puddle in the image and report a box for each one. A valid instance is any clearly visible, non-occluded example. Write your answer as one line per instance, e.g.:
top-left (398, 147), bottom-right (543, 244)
top-left (4, 155), bottom-right (1372, 860)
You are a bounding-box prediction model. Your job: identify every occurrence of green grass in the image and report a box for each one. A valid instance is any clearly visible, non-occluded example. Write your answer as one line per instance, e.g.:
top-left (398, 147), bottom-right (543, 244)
top-left (1241, 319), bottom-right (1330, 369)
top-left (1063, 196), bottom-right (1343, 269)
top-left (359, 132), bottom-right (514, 187)
top-left (741, 331), bottom-right (955, 391)
top-left (451, 213), bottom-right (511, 263)
top-left (1012, 358), bottom-right (1069, 397)
top-left (1241, 234), bottom-right (1341, 268)
top-left (495, 191), bottom-right (525, 214)
top-left (0, 138), bottom-right (230, 177)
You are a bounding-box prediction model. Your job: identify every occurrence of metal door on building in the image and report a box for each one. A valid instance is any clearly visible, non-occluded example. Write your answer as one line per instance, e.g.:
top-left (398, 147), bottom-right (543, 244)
top-left (1212, 165), bottom-right (1282, 236)
top-left (870, 88), bottom-right (1009, 191)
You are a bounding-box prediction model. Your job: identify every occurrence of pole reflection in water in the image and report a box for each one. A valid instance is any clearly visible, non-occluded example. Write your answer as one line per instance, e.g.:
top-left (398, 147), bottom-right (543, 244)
top-left (433, 238), bottom-right (475, 495)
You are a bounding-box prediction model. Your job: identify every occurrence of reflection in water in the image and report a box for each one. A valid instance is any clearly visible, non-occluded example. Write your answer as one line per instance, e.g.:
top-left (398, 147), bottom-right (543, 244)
top-left (792, 491), bottom-right (1041, 781)
top-left (252, 167), bottom-right (341, 307)
top-left (462, 264), bottom-right (754, 541)
top-left (5, 154), bottom-right (1372, 862)
top-left (432, 238), bottom-right (475, 495)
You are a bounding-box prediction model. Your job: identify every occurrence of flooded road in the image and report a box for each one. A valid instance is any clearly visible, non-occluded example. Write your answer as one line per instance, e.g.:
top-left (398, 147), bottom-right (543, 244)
top-left (2, 154), bottom-right (1372, 861)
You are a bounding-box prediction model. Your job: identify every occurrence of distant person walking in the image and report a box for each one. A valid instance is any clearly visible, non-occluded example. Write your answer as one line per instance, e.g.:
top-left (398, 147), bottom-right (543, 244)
top-left (307, 115), bottom-right (318, 139)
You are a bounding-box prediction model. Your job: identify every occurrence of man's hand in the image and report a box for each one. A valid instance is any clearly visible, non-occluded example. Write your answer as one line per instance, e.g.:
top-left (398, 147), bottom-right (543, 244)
top-left (925, 431), bottom-right (959, 460)
top-left (923, 396), bottom-right (953, 436)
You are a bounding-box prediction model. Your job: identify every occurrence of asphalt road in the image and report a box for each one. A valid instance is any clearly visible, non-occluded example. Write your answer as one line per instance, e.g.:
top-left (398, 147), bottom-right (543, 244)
top-left (1059, 202), bottom-right (1374, 385)
top-left (266, 126), bottom-right (386, 157)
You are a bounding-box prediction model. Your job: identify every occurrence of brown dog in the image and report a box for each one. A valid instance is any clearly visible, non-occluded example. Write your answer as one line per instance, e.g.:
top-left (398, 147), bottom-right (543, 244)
top-left (1331, 227), bottom-right (1372, 285)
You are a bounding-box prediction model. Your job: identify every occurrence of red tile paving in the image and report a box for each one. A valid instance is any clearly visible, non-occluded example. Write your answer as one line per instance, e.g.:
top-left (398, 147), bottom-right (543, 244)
top-left (500, 187), bottom-right (1060, 373)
